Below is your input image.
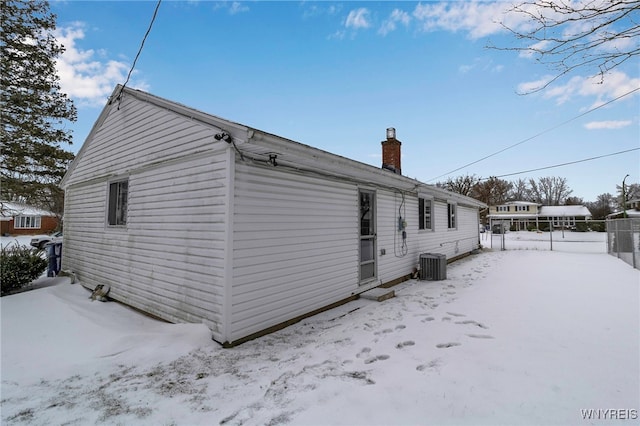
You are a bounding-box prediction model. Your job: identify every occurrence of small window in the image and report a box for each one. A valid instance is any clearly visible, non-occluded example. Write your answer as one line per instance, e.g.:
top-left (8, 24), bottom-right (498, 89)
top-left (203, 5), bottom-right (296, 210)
top-left (447, 202), bottom-right (456, 229)
top-left (418, 198), bottom-right (432, 230)
top-left (108, 180), bottom-right (128, 226)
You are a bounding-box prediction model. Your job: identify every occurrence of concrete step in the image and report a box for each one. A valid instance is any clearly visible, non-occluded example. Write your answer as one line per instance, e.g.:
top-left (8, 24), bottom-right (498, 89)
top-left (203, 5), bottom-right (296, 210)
top-left (360, 287), bottom-right (395, 302)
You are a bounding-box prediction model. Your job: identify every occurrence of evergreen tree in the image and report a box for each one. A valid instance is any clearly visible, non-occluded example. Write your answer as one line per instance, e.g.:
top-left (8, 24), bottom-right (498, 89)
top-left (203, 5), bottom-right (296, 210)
top-left (1, 0), bottom-right (76, 215)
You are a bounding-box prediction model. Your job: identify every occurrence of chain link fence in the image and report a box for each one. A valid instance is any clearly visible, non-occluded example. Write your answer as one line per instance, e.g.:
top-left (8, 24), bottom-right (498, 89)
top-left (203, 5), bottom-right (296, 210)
top-left (606, 218), bottom-right (640, 270)
top-left (483, 219), bottom-right (607, 253)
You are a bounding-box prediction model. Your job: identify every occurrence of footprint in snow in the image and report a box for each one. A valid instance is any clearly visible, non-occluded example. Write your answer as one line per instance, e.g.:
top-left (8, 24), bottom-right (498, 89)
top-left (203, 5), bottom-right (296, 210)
top-left (455, 320), bottom-right (489, 329)
top-left (364, 354), bottom-right (390, 364)
top-left (356, 347), bottom-right (371, 358)
top-left (467, 334), bottom-right (494, 339)
top-left (436, 342), bottom-right (461, 349)
top-left (416, 358), bottom-right (442, 372)
top-left (396, 341), bottom-right (415, 349)
top-left (446, 312), bottom-right (466, 317)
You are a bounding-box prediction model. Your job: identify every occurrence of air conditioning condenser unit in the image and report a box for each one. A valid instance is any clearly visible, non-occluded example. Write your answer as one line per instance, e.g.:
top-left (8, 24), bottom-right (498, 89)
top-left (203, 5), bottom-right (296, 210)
top-left (419, 253), bottom-right (447, 281)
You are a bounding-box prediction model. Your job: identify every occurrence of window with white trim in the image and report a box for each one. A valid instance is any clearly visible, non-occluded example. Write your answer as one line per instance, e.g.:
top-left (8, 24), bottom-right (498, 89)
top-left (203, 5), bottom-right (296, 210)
top-left (447, 202), bottom-right (456, 229)
top-left (108, 179), bottom-right (128, 226)
top-left (14, 216), bottom-right (41, 229)
top-left (418, 198), bottom-right (432, 230)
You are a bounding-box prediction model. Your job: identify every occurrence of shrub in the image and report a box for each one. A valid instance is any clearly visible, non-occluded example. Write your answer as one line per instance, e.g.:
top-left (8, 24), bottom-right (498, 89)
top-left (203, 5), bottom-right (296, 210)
top-left (574, 222), bottom-right (590, 232)
top-left (1, 243), bottom-right (47, 296)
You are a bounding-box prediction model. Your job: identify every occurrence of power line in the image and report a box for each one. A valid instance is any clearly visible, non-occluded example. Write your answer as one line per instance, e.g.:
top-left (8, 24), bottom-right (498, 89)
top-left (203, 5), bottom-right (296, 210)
top-left (481, 147), bottom-right (639, 180)
top-left (114, 0), bottom-right (162, 103)
top-left (427, 86), bottom-right (640, 182)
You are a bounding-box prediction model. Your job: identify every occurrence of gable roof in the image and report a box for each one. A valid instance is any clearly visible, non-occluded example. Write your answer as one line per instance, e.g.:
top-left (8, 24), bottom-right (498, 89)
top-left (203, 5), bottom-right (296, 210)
top-left (0, 201), bottom-right (56, 218)
top-left (62, 85), bottom-right (486, 209)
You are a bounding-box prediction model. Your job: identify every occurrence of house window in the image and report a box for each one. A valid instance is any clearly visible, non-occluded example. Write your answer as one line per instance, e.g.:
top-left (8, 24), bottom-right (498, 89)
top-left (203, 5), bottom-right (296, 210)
top-left (447, 202), bottom-right (456, 229)
top-left (418, 198), bottom-right (432, 230)
top-left (108, 180), bottom-right (128, 226)
top-left (14, 216), bottom-right (41, 229)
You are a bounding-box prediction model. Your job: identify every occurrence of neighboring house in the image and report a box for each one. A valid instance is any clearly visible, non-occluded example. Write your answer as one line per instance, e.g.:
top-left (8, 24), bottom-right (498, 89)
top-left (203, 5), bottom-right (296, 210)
top-left (538, 205), bottom-right (592, 229)
top-left (487, 201), bottom-right (540, 231)
top-left (0, 201), bottom-right (59, 236)
top-left (488, 201), bottom-right (592, 230)
top-left (60, 85), bottom-right (486, 346)
top-left (606, 198), bottom-right (640, 219)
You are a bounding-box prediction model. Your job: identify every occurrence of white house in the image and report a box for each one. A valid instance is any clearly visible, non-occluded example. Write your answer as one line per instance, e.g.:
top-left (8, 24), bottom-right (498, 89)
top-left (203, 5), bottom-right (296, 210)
top-left (60, 85), bottom-right (486, 346)
top-left (488, 201), bottom-right (592, 231)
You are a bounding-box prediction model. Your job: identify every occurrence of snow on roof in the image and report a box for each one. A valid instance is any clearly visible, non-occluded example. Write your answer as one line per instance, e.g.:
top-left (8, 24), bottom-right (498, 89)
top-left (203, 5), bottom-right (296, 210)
top-left (0, 201), bottom-right (55, 218)
top-left (607, 209), bottom-right (640, 218)
top-left (538, 205), bottom-right (591, 217)
top-left (503, 201), bottom-right (539, 206)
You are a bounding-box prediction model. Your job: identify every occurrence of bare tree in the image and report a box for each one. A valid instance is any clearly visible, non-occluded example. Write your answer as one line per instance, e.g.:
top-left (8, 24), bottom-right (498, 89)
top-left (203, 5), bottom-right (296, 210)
top-left (472, 177), bottom-right (513, 206)
top-left (439, 174), bottom-right (481, 197)
top-left (496, 0), bottom-right (640, 91)
top-left (509, 178), bottom-right (532, 201)
top-left (529, 176), bottom-right (573, 205)
top-left (564, 196), bottom-right (584, 205)
top-left (586, 192), bottom-right (616, 219)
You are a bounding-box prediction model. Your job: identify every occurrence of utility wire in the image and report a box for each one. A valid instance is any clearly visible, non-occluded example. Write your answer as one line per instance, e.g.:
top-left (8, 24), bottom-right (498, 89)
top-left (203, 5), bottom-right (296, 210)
top-left (115, 0), bottom-right (162, 103)
top-left (481, 147), bottom-right (639, 180)
top-left (427, 86), bottom-right (640, 182)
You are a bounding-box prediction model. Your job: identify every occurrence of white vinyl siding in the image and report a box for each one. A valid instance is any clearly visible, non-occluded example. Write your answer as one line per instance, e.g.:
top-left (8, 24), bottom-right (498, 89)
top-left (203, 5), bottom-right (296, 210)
top-left (64, 95), bottom-right (215, 187)
top-left (416, 200), bottom-right (479, 258)
top-left (375, 191), bottom-right (420, 285)
top-left (64, 152), bottom-right (228, 335)
top-left (61, 92), bottom-right (230, 337)
top-left (231, 163), bottom-right (358, 341)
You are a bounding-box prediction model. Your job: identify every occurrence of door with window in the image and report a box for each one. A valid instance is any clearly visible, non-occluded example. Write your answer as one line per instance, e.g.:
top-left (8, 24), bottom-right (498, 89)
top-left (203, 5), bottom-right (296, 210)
top-left (359, 190), bottom-right (376, 283)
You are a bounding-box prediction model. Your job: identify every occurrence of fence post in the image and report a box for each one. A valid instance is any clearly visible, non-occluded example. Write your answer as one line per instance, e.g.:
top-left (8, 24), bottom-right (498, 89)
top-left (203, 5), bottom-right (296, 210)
top-left (549, 221), bottom-right (553, 251)
top-left (615, 220), bottom-right (620, 259)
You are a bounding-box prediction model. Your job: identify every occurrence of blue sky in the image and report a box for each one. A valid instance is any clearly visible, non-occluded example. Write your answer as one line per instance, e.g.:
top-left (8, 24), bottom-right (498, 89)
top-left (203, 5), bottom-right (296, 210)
top-left (50, 1), bottom-right (639, 202)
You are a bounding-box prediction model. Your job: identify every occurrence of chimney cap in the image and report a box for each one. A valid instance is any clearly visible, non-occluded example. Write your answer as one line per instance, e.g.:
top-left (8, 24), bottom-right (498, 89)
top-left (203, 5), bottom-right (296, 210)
top-left (386, 127), bottom-right (396, 140)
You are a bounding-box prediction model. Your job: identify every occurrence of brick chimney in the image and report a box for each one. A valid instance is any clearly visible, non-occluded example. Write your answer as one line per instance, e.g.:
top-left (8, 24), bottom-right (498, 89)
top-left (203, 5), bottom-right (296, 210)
top-left (381, 127), bottom-right (401, 174)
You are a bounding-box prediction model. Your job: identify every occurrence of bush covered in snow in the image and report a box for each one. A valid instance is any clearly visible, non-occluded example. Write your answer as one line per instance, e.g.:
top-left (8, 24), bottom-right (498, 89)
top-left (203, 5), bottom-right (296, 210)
top-left (0, 244), bottom-right (47, 296)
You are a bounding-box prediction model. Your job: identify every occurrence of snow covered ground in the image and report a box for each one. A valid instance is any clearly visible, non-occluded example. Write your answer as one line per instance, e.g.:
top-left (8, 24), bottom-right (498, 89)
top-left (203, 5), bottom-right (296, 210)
top-left (1, 232), bottom-right (638, 425)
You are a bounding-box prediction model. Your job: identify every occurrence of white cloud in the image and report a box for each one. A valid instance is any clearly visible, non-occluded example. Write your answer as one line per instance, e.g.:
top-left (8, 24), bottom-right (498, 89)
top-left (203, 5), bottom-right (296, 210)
top-left (459, 57), bottom-right (504, 75)
top-left (584, 120), bottom-right (633, 130)
top-left (518, 70), bottom-right (640, 109)
top-left (345, 8), bottom-right (371, 30)
top-left (228, 1), bottom-right (249, 15)
top-left (379, 9), bottom-right (411, 36)
top-left (54, 23), bottom-right (149, 107)
top-left (459, 64), bottom-right (474, 74)
top-left (412, 1), bottom-right (516, 39)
